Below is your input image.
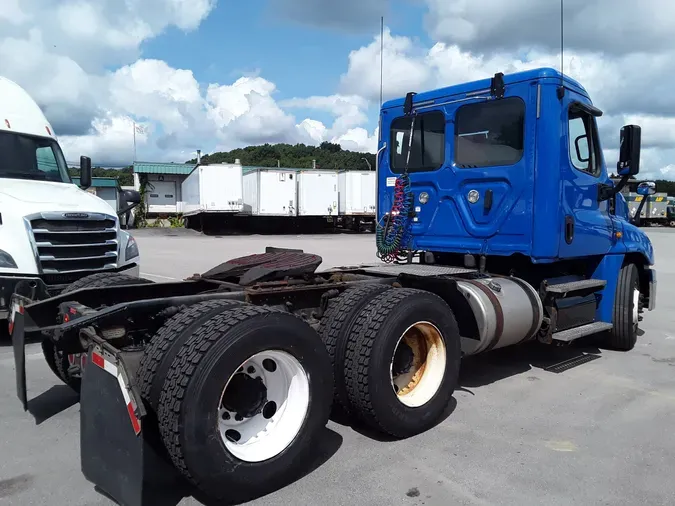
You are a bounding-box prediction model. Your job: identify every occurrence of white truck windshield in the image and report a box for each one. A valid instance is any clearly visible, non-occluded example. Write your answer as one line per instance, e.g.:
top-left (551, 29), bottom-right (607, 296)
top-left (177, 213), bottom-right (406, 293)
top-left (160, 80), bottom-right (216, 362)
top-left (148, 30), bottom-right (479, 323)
top-left (0, 130), bottom-right (71, 183)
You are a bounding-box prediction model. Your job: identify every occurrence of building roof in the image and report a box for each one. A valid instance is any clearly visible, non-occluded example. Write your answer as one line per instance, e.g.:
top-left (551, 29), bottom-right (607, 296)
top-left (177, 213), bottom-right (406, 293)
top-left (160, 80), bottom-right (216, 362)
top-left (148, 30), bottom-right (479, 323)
top-left (241, 166), bottom-right (308, 174)
top-left (72, 176), bottom-right (120, 188)
top-left (133, 162), bottom-right (197, 175)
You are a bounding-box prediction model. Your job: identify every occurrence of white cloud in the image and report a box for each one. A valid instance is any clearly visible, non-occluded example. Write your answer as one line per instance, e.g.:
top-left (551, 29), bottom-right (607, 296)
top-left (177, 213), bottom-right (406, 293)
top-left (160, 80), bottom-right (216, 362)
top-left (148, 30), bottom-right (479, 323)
top-left (58, 115), bottom-right (148, 165)
top-left (0, 0), bottom-right (29, 24)
top-left (109, 59), bottom-right (203, 134)
top-left (280, 94), bottom-right (370, 139)
top-left (336, 22), bottom-right (675, 179)
top-left (3, 0), bottom-right (675, 179)
top-left (424, 0), bottom-right (675, 56)
top-left (340, 28), bottom-right (431, 103)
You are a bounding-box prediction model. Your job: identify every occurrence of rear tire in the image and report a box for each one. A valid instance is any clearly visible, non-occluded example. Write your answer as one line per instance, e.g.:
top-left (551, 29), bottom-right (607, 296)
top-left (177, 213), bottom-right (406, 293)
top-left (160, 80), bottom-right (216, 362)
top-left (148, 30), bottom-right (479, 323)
top-left (137, 299), bottom-right (244, 410)
top-left (604, 263), bottom-right (641, 351)
top-left (343, 288), bottom-right (461, 438)
top-left (43, 272), bottom-right (152, 392)
top-left (156, 305), bottom-right (333, 502)
top-left (317, 283), bottom-right (391, 417)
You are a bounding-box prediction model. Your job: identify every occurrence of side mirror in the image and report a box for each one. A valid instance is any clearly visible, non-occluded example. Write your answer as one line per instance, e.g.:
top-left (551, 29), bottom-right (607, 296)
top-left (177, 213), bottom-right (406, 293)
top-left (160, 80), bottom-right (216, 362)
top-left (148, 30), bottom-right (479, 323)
top-left (637, 181), bottom-right (656, 196)
top-left (79, 156), bottom-right (92, 189)
top-left (574, 135), bottom-right (590, 163)
top-left (120, 189), bottom-right (141, 204)
top-left (617, 125), bottom-right (641, 176)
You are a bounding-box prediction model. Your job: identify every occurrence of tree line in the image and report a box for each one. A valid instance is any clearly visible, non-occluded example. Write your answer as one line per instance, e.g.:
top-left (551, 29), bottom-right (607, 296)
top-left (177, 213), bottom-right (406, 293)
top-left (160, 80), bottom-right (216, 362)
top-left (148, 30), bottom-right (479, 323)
top-left (67, 166), bottom-right (134, 186)
top-left (186, 142), bottom-right (376, 171)
top-left (66, 143), bottom-right (675, 197)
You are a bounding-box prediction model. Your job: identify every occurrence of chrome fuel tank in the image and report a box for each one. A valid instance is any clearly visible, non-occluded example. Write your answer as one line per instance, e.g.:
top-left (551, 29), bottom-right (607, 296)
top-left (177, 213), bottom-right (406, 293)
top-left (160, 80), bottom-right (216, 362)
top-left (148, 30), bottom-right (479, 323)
top-left (456, 276), bottom-right (543, 356)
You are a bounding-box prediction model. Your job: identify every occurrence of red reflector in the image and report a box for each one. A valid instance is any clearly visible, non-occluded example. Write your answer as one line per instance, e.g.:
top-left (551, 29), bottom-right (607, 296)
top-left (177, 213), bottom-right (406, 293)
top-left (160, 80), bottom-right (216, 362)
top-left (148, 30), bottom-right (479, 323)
top-left (69, 308), bottom-right (77, 314)
top-left (63, 314), bottom-right (69, 322)
top-left (92, 352), bottom-right (105, 369)
top-left (127, 403), bottom-right (142, 435)
top-left (46, 126), bottom-right (52, 135)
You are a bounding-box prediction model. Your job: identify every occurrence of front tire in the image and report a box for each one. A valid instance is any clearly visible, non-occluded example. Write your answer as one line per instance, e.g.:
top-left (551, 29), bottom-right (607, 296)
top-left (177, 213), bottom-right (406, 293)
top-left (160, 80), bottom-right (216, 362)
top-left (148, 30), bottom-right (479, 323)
top-left (605, 263), bottom-right (641, 351)
top-left (343, 288), bottom-right (461, 438)
top-left (156, 305), bottom-right (333, 502)
top-left (42, 272), bottom-right (152, 392)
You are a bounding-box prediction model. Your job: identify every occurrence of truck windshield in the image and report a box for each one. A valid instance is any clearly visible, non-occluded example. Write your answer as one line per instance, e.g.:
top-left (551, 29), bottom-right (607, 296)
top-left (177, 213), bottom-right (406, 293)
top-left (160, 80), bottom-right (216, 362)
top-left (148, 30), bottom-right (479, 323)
top-left (0, 130), bottom-right (71, 183)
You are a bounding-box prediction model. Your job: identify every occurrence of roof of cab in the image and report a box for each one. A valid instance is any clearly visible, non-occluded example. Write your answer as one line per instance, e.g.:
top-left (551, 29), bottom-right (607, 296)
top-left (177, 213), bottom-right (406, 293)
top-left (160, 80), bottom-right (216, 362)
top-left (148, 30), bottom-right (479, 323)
top-left (381, 67), bottom-right (589, 110)
top-left (0, 76), bottom-right (56, 139)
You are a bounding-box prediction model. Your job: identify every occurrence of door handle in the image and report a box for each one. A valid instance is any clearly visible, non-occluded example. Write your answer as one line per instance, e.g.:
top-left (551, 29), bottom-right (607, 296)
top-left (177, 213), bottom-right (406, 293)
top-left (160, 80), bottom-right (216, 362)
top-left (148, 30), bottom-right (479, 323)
top-left (565, 215), bottom-right (574, 244)
top-left (484, 189), bottom-right (493, 213)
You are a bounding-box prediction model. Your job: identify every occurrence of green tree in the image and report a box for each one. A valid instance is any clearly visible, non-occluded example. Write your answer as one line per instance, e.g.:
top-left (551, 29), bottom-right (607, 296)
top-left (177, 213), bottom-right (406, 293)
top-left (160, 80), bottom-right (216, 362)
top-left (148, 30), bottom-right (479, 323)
top-left (187, 143), bottom-right (375, 171)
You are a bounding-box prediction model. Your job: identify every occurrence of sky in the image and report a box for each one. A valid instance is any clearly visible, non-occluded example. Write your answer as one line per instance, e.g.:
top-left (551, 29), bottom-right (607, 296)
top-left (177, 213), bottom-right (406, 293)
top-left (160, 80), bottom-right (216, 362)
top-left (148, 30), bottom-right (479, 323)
top-left (1, 0), bottom-right (675, 180)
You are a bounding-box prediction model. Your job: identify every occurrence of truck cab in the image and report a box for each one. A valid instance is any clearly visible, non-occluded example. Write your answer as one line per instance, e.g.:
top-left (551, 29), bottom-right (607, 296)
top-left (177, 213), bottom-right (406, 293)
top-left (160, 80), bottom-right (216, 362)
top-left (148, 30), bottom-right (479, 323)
top-left (0, 76), bottom-right (142, 321)
top-left (376, 67), bottom-right (656, 347)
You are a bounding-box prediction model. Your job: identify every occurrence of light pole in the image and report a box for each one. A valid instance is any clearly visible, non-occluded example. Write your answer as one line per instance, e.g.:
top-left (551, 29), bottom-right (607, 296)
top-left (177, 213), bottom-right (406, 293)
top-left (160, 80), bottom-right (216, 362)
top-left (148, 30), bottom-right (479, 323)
top-left (361, 157), bottom-right (372, 170)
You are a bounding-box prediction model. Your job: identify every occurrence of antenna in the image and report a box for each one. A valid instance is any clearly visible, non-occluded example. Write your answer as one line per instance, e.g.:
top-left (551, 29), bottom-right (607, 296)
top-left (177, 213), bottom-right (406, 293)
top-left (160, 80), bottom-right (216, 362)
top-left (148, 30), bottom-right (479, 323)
top-left (558, 0), bottom-right (565, 99)
top-left (380, 16), bottom-right (384, 108)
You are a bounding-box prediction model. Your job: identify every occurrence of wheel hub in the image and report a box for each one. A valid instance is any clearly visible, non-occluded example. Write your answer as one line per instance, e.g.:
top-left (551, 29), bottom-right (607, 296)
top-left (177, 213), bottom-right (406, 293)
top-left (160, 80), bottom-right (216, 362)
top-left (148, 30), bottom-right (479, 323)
top-left (221, 373), bottom-right (268, 419)
top-left (216, 350), bottom-right (311, 463)
top-left (390, 321), bottom-right (447, 408)
top-left (392, 340), bottom-right (415, 376)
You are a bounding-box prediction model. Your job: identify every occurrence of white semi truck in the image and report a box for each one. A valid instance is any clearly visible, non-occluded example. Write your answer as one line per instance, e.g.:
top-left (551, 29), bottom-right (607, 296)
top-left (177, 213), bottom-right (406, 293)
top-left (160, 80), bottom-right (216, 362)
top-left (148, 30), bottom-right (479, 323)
top-left (0, 76), bottom-right (142, 324)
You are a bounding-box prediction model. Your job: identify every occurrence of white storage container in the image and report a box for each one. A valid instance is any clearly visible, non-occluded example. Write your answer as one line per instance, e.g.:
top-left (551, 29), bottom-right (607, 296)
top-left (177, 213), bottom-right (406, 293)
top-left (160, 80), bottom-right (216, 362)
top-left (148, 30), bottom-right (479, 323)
top-left (338, 170), bottom-right (376, 215)
top-left (181, 163), bottom-right (243, 217)
top-left (297, 170), bottom-right (338, 216)
top-left (243, 169), bottom-right (297, 216)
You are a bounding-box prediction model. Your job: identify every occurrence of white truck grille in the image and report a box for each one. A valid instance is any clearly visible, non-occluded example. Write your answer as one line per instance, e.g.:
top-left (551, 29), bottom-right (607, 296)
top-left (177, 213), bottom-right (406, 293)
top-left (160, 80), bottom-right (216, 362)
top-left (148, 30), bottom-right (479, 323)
top-left (26, 212), bottom-right (119, 274)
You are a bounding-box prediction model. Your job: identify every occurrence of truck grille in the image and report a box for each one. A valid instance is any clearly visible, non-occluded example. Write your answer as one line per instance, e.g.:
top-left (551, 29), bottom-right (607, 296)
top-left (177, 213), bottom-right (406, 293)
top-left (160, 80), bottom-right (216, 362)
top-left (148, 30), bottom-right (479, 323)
top-left (27, 213), bottom-right (119, 274)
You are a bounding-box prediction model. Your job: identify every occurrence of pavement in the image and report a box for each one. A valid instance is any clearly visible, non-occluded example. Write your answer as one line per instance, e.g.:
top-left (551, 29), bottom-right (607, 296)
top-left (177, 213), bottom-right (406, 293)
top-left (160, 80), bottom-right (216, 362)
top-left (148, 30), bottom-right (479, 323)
top-left (2, 229), bottom-right (675, 506)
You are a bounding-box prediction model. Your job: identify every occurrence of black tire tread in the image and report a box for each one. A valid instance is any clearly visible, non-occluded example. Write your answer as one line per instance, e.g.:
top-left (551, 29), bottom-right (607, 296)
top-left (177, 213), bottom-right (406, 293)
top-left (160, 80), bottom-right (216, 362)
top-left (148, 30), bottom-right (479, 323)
top-left (343, 288), bottom-right (458, 436)
top-left (157, 304), bottom-right (278, 483)
top-left (137, 299), bottom-right (243, 408)
top-left (62, 272), bottom-right (151, 294)
top-left (607, 263), bottom-right (639, 351)
top-left (45, 273), bottom-right (152, 391)
top-left (317, 283), bottom-right (391, 411)
top-left (41, 339), bottom-right (62, 379)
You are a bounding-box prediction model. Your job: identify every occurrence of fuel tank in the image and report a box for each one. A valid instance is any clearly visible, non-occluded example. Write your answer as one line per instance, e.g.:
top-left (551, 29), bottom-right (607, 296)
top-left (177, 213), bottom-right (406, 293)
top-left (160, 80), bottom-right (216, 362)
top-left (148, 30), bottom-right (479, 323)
top-left (456, 276), bottom-right (543, 356)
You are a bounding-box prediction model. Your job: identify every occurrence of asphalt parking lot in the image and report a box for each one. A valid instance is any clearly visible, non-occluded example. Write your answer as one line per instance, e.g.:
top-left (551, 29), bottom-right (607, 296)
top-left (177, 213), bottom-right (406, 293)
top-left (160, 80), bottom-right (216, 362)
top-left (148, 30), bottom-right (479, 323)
top-left (2, 228), bottom-right (675, 506)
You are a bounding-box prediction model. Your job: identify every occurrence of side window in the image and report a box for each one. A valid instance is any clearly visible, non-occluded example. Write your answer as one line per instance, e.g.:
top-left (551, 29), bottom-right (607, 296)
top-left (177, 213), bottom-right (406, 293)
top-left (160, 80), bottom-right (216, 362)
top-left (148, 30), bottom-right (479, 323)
top-left (568, 107), bottom-right (601, 176)
top-left (454, 97), bottom-right (525, 168)
top-left (390, 111), bottom-right (445, 173)
top-left (35, 146), bottom-right (60, 175)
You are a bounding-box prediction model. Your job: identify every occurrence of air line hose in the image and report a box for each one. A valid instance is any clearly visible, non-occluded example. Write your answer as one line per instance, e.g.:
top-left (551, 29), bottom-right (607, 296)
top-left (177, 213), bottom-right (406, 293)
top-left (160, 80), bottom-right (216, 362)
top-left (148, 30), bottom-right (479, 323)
top-left (375, 173), bottom-right (414, 263)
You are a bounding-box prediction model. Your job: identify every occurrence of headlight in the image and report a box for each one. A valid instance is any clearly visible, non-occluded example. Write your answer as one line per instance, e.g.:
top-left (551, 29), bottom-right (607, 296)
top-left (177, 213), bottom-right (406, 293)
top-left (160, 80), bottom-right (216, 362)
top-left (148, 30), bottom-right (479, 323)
top-left (125, 234), bottom-right (139, 261)
top-left (0, 249), bottom-right (17, 269)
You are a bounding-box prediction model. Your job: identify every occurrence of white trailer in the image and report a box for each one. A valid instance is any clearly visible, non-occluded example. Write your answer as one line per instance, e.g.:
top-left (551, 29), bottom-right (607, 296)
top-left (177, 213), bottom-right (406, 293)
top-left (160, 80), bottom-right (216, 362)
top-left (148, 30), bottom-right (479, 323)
top-left (297, 170), bottom-right (338, 217)
top-left (338, 170), bottom-right (376, 215)
top-left (242, 169), bottom-right (297, 216)
top-left (181, 162), bottom-right (244, 217)
top-left (336, 170), bottom-right (376, 232)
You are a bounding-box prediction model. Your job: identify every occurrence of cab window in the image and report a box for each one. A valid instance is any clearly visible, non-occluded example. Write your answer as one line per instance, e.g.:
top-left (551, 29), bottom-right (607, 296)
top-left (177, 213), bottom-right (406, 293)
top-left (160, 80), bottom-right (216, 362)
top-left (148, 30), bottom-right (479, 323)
top-left (390, 111), bottom-right (445, 173)
top-left (568, 105), bottom-right (601, 177)
top-left (454, 97), bottom-right (525, 168)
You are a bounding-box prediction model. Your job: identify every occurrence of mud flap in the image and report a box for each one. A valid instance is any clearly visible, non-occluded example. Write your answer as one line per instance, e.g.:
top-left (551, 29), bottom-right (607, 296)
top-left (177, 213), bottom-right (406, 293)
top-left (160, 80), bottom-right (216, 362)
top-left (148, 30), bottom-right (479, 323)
top-left (80, 345), bottom-right (186, 506)
top-left (11, 301), bottom-right (28, 411)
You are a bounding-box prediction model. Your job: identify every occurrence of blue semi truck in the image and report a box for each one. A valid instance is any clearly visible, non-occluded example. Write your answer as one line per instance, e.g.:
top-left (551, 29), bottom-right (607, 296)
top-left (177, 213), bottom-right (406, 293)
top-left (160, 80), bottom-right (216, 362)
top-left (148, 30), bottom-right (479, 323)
top-left (8, 68), bottom-right (656, 505)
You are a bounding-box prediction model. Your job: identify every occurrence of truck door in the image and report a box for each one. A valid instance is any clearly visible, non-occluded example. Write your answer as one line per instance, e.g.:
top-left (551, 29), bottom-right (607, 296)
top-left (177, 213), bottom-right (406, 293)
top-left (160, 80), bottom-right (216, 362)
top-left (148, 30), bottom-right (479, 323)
top-left (558, 97), bottom-right (614, 259)
top-left (380, 81), bottom-right (536, 255)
